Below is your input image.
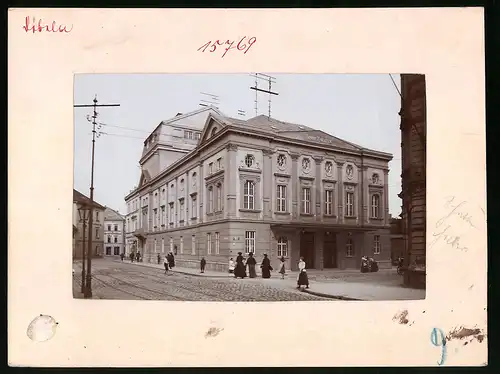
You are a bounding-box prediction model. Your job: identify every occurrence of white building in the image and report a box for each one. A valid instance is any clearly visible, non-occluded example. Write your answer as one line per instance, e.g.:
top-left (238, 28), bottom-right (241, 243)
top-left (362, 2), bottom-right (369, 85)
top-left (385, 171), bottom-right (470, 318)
top-left (104, 207), bottom-right (126, 256)
top-left (124, 106), bottom-right (218, 256)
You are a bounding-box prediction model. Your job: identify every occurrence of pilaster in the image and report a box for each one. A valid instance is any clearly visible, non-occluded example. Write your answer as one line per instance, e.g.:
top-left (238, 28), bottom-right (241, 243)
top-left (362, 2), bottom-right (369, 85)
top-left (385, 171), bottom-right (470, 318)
top-left (290, 152), bottom-right (300, 219)
top-left (337, 162), bottom-right (344, 223)
top-left (362, 165), bottom-right (369, 224)
top-left (226, 144), bottom-right (238, 218)
top-left (313, 156), bottom-right (323, 221)
top-left (198, 162), bottom-right (204, 223)
top-left (262, 149), bottom-right (274, 219)
top-left (383, 169), bottom-right (389, 225)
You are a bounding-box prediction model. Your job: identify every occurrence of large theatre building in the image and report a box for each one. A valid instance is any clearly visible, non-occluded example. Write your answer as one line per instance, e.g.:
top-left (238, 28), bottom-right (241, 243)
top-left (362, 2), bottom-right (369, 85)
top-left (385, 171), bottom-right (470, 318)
top-left (125, 108), bottom-right (393, 272)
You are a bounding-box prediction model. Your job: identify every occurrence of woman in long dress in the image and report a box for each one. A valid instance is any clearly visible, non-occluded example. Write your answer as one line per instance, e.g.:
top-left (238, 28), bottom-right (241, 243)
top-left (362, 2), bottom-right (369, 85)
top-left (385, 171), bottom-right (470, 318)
top-left (261, 254), bottom-right (272, 279)
top-left (246, 252), bottom-right (257, 278)
top-left (234, 252), bottom-right (247, 279)
top-left (297, 257), bottom-right (309, 289)
top-left (278, 256), bottom-right (286, 280)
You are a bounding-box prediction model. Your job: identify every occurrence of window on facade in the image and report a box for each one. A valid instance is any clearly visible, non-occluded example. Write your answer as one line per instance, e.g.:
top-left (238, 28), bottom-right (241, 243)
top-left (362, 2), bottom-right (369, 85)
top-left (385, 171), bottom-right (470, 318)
top-left (161, 238), bottom-right (165, 253)
top-left (107, 225), bottom-right (111, 231)
top-left (243, 181), bottom-right (255, 210)
top-left (301, 188), bottom-right (311, 214)
top-left (114, 246), bottom-right (120, 255)
top-left (207, 187), bottom-right (213, 213)
top-left (161, 206), bottom-right (165, 225)
top-left (179, 199), bottom-right (185, 221)
top-left (184, 130), bottom-right (193, 139)
top-left (154, 239), bottom-right (157, 252)
top-left (209, 163), bottom-right (213, 174)
top-left (244, 154), bottom-right (255, 167)
top-left (216, 157), bottom-right (222, 170)
top-left (195, 132), bottom-right (201, 140)
top-left (371, 194), bottom-right (380, 219)
top-left (191, 235), bottom-right (196, 255)
top-left (346, 238), bottom-right (354, 257)
top-left (180, 179), bottom-right (184, 190)
top-left (153, 208), bottom-right (158, 229)
top-left (207, 233), bottom-right (212, 254)
top-left (191, 196), bottom-right (197, 218)
top-left (216, 183), bottom-right (222, 211)
top-left (95, 212), bottom-right (99, 222)
top-left (106, 246), bottom-right (111, 255)
top-left (170, 238), bottom-right (173, 253)
top-left (325, 190), bottom-right (334, 215)
top-left (277, 237), bottom-right (288, 257)
top-left (345, 192), bottom-right (354, 217)
top-left (180, 236), bottom-right (183, 254)
top-left (215, 232), bottom-right (220, 254)
top-left (107, 236), bottom-right (111, 243)
top-left (169, 204), bottom-right (174, 223)
top-left (114, 236), bottom-right (118, 243)
top-left (276, 185), bottom-right (287, 212)
top-left (114, 225), bottom-right (118, 231)
top-left (245, 231), bottom-right (256, 254)
top-left (95, 228), bottom-right (99, 239)
top-left (373, 235), bottom-right (381, 254)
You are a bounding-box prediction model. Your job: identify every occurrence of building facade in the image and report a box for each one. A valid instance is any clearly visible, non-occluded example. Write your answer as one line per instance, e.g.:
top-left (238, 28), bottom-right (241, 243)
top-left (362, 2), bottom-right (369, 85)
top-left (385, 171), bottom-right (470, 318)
top-left (104, 207), bottom-right (126, 256)
top-left (125, 110), bottom-right (393, 272)
top-left (399, 74), bottom-right (426, 289)
top-left (73, 189), bottom-right (105, 259)
top-left (390, 217), bottom-right (404, 265)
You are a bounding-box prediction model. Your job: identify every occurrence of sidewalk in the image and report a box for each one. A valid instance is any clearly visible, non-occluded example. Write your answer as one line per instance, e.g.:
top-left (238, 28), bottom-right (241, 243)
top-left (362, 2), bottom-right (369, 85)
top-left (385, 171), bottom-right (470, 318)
top-left (113, 259), bottom-right (425, 301)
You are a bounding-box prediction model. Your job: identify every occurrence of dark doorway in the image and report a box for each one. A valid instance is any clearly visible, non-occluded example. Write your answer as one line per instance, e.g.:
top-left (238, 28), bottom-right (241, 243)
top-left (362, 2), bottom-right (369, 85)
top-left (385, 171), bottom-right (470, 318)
top-left (300, 231), bottom-right (315, 269)
top-left (323, 233), bottom-right (337, 268)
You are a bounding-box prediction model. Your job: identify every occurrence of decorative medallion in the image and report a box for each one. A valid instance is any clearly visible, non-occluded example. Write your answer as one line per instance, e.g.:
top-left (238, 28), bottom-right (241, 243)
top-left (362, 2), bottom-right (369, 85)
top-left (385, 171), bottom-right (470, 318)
top-left (346, 164), bottom-right (354, 180)
top-left (180, 179), bottom-right (185, 192)
top-left (302, 158), bottom-right (311, 172)
top-left (277, 154), bottom-right (286, 170)
top-left (372, 173), bottom-right (379, 184)
top-left (244, 154), bottom-right (255, 168)
top-left (192, 173), bottom-right (197, 187)
top-left (325, 161), bottom-right (333, 176)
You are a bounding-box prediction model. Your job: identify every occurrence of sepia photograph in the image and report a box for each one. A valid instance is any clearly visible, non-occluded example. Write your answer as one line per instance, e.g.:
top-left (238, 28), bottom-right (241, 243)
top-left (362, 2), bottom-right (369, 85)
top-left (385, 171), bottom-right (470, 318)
top-left (72, 73), bottom-right (427, 301)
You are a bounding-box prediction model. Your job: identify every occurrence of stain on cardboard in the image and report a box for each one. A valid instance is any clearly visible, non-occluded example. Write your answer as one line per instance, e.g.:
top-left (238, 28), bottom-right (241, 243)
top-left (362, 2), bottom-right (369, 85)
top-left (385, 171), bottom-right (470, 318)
top-left (27, 314), bottom-right (58, 342)
top-left (393, 310), bottom-right (409, 324)
top-left (205, 327), bottom-right (223, 338)
top-left (447, 326), bottom-right (485, 345)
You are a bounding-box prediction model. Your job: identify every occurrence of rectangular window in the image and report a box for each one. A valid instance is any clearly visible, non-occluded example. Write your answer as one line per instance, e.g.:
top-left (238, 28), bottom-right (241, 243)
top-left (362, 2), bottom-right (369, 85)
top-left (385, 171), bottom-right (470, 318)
top-left (153, 209), bottom-right (158, 229)
top-left (95, 228), bottom-right (99, 239)
top-left (114, 246), bottom-right (120, 255)
top-left (276, 185), bottom-right (287, 212)
top-left (371, 194), bottom-right (380, 219)
top-left (325, 190), bottom-right (334, 215)
top-left (301, 188), bottom-right (311, 214)
top-left (184, 130), bottom-right (193, 139)
top-left (216, 157), bottom-right (222, 170)
top-left (107, 225), bottom-right (111, 231)
top-left (180, 236), bottom-right (184, 254)
top-left (345, 192), bottom-right (354, 217)
top-left (191, 235), bottom-right (196, 255)
top-left (216, 184), bottom-right (222, 211)
top-left (243, 181), bottom-right (255, 210)
top-left (346, 238), bottom-right (354, 257)
top-left (209, 162), bottom-right (213, 174)
top-left (215, 232), bottom-right (220, 254)
top-left (245, 231), bottom-right (256, 254)
top-left (161, 206), bottom-right (165, 225)
top-left (114, 236), bottom-right (118, 243)
top-left (207, 233), bottom-right (212, 255)
top-left (179, 200), bottom-right (185, 221)
top-left (161, 238), bottom-right (165, 253)
top-left (95, 211), bottom-right (100, 222)
top-left (106, 246), bottom-right (111, 255)
top-left (169, 204), bottom-right (174, 223)
top-left (277, 237), bottom-right (288, 257)
top-left (191, 196), bottom-right (197, 218)
top-left (374, 235), bottom-right (381, 254)
top-left (114, 225), bottom-right (118, 231)
top-left (207, 187), bottom-right (213, 213)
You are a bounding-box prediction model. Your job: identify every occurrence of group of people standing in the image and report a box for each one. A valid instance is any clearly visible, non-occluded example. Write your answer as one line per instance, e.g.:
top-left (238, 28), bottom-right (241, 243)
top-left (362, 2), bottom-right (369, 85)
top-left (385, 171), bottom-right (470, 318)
top-left (162, 252), bottom-right (176, 274)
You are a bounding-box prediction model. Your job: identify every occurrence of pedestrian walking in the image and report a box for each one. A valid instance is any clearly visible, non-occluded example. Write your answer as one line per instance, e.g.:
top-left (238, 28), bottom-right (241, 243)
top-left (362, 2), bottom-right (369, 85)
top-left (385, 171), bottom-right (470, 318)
top-left (261, 254), bottom-right (272, 279)
top-left (130, 252), bottom-right (134, 263)
top-left (136, 251), bottom-right (141, 263)
top-left (200, 257), bottom-right (206, 273)
top-left (234, 252), bottom-right (247, 279)
top-left (157, 253), bottom-right (161, 265)
top-left (246, 252), bottom-right (257, 278)
top-left (167, 252), bottom-right (175, 269)
top-left (278, 256), bottom-right (286, 279)
top-left (228, 258), bottom-right (235, 274)
top-left (120, 253), bottom-right (124, 262)
top-left (163, 255), bottom-right (169, 274)
top-left (297, 257), bottom-right (309, 290)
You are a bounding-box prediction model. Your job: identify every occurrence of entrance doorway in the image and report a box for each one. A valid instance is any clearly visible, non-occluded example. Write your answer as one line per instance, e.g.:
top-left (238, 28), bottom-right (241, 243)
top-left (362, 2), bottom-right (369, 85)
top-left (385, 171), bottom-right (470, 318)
top-left (323, 233), bottom-right (337, 268)
top-left (300, 231), bottom-right (315, 269)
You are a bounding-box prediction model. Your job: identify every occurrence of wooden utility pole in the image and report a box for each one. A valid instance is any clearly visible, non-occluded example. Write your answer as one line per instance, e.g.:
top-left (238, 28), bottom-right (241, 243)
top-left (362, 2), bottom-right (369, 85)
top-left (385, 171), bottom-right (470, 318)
top-left (74, 95), bottom-right (120, 298)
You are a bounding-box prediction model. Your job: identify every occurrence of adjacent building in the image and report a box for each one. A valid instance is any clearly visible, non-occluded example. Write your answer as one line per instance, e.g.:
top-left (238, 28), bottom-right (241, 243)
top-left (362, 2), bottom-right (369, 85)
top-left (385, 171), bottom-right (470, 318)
top-left (399, 74), bottom-right (426, 289)
top-left (125, 107), bottom-right (393, 272)
top-left (390, 216), bottom-right (404, 265)
top-left (104, 207), bottom-right (126, 257)
top-left (73, 189), bottom-right (105, 259)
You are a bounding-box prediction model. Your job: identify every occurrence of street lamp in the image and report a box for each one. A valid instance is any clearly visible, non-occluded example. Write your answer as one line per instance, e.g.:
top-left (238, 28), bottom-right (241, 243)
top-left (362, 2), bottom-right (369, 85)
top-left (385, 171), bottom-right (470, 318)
top-left (77, 204), bottom-right (89, 294)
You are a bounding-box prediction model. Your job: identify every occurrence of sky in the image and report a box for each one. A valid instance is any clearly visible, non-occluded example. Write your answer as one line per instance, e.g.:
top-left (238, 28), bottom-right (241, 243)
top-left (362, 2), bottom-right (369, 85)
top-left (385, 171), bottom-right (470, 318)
top-left (74, 73), bottom-right (402, 217)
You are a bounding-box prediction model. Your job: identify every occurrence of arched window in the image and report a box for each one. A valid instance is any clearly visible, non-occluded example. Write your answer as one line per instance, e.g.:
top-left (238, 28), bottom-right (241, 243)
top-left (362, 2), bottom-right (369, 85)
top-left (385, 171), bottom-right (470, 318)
top-left (243, 181), bottom-right (255, 209)
top-left (277, 237), bottom-right (288, 257)
top-left (346, 238), bottom-right (354, 257)
top-left (371, 194), bottom-right (380, 218)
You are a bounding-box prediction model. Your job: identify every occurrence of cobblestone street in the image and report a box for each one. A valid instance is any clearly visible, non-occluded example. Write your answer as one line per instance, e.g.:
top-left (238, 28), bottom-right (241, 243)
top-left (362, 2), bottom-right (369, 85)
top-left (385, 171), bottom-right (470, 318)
top-left (73, 259), bottom-right (332, 301)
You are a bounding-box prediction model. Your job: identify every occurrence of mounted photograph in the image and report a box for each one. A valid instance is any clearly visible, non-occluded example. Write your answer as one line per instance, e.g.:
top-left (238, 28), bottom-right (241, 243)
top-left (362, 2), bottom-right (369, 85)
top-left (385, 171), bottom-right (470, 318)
top-left (72, 73), bottom-right (426, 301)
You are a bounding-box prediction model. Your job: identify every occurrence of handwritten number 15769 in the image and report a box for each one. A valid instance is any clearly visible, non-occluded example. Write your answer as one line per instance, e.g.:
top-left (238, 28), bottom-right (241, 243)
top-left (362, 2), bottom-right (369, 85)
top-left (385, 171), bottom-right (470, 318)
top-left (198, 36), bottom-right (257, 58)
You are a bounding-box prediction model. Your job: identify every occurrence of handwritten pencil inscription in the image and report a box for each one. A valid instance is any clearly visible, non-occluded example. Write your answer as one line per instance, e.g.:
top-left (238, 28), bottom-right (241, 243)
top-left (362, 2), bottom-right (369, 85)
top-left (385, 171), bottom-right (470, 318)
top-left (198, 37), bottom-right (257, 58)
top-left (430, 196), bottom-right (484, 252)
